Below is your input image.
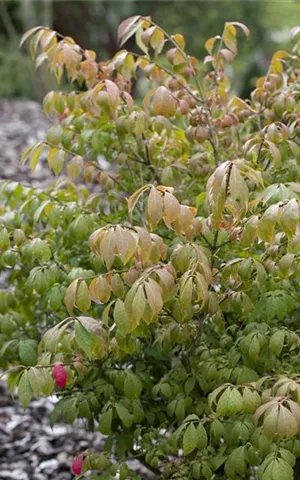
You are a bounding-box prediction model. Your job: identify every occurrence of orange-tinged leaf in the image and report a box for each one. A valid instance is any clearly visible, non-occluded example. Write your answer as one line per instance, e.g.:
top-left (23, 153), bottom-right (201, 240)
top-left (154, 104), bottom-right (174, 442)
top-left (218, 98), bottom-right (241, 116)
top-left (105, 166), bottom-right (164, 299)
top-left (135, 227), bottom-right (152, 262)
top-left (48, 149), bottom-right (65, 176)
top-left (153, 86), bottom-right (177, 118)
top-left (89, 276), bottom-right (111, 304)
top-left (155, 266), bottom-right (175, 290)
top-left (110, 274), bottom-right (124, 298)
top-left (278, 405), bottom-right (298, 439)
top-left (173, 205), bottom-right (195, 234)
top-left (81, 59), bottom-right (98, 86)
top-left (164, 192), bottom-right (180, 224)
top-left (105, 79), bottom-right (120, 110)
top-left (145, 278), bottom-right (163, 315)
top-left (67, 155), bottom-right (83, 180)
top-left (147, 187), bottom-right (163, 229)
top-left (101, 229), bottom-right (115, 269)
top-left (220, 48), bottom-right (235, 64)
top-left (40, 30), bottom-right (57, 51)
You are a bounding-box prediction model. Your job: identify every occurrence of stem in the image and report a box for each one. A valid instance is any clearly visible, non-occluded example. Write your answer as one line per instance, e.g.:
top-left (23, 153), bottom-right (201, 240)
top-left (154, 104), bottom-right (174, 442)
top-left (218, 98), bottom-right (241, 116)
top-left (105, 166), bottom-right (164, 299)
top-left (45, 141), bottom-right (131, 196)
top-left (129, 51), bottom-right (202, 103)
top-left (182, 313), bottom-right (209, 371)
top-left (142, 17), bottom-right (205, 100)
top-left (199, 232), bottom-right (213, 249)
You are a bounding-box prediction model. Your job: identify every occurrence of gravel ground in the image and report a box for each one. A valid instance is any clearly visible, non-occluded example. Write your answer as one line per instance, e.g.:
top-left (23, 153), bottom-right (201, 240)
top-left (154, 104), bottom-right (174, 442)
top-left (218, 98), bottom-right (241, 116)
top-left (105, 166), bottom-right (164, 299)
top-left (0, 100), bottom-right (154, 480)
top-left (0, 381), bottom-right (105, 480)
top-left (0, 100), bottom-right (51, 187)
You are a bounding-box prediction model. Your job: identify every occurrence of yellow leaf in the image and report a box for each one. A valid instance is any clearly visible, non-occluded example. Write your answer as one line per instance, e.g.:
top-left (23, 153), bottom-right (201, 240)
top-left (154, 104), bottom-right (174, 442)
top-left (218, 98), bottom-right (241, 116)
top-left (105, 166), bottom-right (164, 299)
top-left (64, 279), bottom-right (79, 315)
top-left (30, 143), bottom-right (45, 172)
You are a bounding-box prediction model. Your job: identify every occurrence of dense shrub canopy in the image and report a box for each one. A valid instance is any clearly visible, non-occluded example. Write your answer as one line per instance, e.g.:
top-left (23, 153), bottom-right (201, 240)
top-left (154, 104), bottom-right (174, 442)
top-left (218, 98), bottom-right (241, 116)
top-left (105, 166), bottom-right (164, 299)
top-left (1, 16), bottom-right (300, 480)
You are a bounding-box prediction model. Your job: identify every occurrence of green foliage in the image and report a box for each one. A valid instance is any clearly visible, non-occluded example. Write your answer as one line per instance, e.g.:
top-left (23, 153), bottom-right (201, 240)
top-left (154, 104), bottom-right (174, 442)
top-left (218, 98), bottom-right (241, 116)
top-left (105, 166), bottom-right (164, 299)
top-left (1, 15), bottom-right (300, 480)
top-left (0, 42), bottom-right (35, 98)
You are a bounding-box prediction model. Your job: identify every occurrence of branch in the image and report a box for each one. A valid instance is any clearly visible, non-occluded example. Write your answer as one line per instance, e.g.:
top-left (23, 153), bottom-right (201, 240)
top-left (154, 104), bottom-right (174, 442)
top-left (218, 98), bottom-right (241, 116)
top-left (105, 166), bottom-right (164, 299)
top-left (45, 141), bottom-right (132, 196)
top-left (186, 313), bottom-right (209, 358)
top-left (181, 313), bottom-right (209, 371)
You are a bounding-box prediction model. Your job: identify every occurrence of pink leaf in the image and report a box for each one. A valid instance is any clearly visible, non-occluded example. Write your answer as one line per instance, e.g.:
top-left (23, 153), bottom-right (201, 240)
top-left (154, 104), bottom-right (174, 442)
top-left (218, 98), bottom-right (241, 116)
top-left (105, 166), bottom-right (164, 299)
top-left (52, 363), bottom-right (68, 389)
top-left (72, 454), bottom-right (83, 475)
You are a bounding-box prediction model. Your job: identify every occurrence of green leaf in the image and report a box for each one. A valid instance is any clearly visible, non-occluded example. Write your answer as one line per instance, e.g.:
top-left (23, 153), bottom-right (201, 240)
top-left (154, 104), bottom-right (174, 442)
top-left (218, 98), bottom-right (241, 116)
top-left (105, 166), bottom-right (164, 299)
top-left (280, 199), bottom-right (299, 238)
top-left (197, 422), bottom-right (208, 450)
top-left (124, 372), bottom-right (143, 399)
top-left (48, 149), bottom-right (65, 176)
top-left (99, 409), bottom-right (113, 435)
top-left (19, 340), bottom-right (38, 366)
top-left (18, 370), bottom-right (33, 409)
top-left (30, 143), bottom-right (45, 172)
top-left (114, 299), bottom-right (135, 334)
top-left (76, 281), bottom-right (91, 312)
top-left (131, 286), bottom-right (146, 323)
top-left (216, 387), bottom-right (231, 417)
top-left (227, 388), bottom-right (243, 415)
top-left (183, 422), bottom-right (198, 455)
top-left (115, 403), bottom-right (134, 428)
top-left (63, 397), bottom-right (78, 424)
top-left (28, 367), bottom-right (44, 398)
top-left (64, 279), bottom-right (79, 315)
top-left (40, 369), bottom-right (54, 396)
top-left (75, 320), bottom-right (94, 356)
top-left (262, 458), bottom-right (293, 480)
top-left (269, 330), bottom-right (285, 357)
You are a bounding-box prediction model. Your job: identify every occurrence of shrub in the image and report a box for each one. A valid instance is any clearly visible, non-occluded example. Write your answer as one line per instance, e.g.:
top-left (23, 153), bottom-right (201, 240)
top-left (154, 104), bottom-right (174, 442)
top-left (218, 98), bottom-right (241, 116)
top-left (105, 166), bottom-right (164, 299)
top-left (1, 16), bottom-right (300, 480)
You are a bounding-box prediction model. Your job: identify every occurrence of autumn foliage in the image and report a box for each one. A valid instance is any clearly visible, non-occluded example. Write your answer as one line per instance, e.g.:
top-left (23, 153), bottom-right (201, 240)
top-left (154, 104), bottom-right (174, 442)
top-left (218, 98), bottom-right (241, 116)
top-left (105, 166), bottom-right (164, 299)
top-left (0, 15), bottom-right (300, 480)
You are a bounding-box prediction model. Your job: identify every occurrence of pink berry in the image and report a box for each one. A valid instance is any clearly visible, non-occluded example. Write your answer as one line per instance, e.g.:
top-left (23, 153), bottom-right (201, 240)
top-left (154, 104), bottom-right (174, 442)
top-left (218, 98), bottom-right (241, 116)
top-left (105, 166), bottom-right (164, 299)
top-left (52, 363), bottom-right (68, 389)
top-left (72, 455), bottom-right (83, 475)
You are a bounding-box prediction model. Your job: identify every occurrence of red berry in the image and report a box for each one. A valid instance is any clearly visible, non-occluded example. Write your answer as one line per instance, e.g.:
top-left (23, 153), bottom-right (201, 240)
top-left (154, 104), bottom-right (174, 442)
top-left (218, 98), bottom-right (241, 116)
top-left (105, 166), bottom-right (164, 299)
top-left (52, 363), bottom-right (68, 389)
top-left (72, 455), bottom-right (83, 475)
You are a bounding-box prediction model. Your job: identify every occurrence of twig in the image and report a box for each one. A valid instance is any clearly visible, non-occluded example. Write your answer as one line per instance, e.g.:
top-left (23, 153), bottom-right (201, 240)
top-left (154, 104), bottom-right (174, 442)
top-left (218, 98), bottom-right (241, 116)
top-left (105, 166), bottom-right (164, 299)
top-left (183, 313), bottom-right (209, 368)
top-left (45, 141), bottom-right (132, 196)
